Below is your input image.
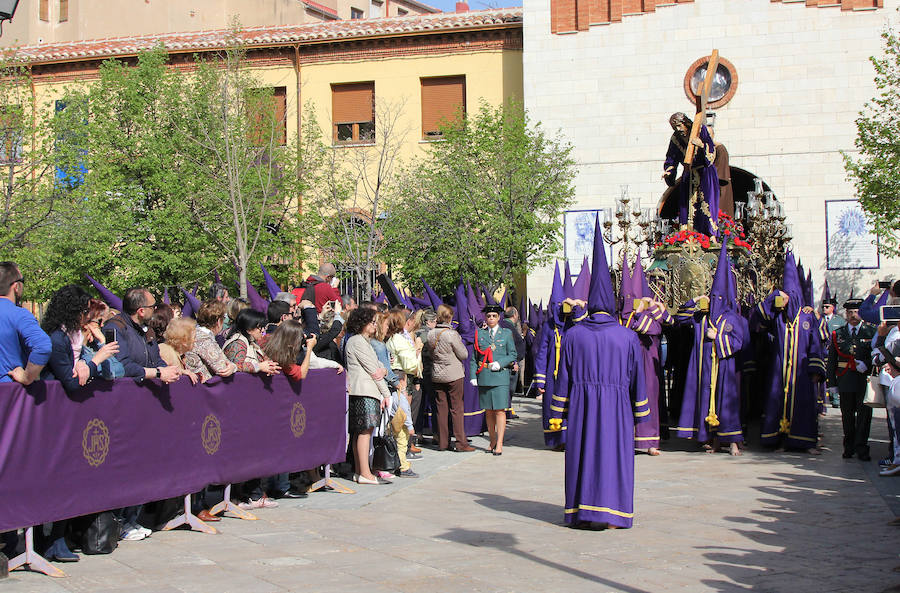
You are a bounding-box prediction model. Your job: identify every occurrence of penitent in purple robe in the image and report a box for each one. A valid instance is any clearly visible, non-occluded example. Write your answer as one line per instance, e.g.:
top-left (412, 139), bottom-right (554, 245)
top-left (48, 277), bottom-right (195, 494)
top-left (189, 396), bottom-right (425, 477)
top-left (673, 301), bottom-right (746, 443)
top-left (622, 306), bottom-right (671, 450)
top-left (533, 262), bottom-right (567, 449)
top-left (756, 294), bottom-right (826, 448)
top-left (551, 312), bottom-right (648, 527)
top-left (756, 253), bottom-right (827, 449)
top-left (664, 125), bottom-right (720, 236)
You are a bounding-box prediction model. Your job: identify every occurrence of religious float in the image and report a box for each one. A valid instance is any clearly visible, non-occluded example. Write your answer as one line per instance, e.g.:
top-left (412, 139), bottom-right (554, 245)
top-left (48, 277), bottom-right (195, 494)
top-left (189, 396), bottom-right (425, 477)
top-left (607, 50), bottom-right (792, 307)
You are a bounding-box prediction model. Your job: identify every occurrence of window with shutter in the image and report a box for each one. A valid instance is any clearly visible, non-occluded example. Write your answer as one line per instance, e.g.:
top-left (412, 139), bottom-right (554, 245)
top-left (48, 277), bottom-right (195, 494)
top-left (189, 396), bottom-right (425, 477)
top-left (331, 82), bottom-right (375, 145)
top-left (420, 76), bottom-right (465, 139)
top-left (39, 0), bottom-right (49, 21)
top-left (247, 87), bottom-right (287, 146)
top-left (59, 0), bottom-right (68, 22)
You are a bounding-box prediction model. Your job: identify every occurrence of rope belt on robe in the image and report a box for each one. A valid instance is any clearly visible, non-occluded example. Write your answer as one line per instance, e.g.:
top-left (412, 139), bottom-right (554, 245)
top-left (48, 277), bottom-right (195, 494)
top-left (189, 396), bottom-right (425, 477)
top-left (696, 315), bottom-right (720, 428)
top-left (780, 316), bottom-right (799, 434)
top-left (706, 316), bottom-right (720, 428)
top-left (553, 328), bottom-right (562, 379)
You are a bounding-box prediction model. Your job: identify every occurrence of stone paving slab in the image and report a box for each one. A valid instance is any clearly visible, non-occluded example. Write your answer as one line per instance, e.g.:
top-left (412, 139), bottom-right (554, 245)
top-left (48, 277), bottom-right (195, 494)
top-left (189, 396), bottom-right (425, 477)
top-left (4, 398), bottom-right (900, 592)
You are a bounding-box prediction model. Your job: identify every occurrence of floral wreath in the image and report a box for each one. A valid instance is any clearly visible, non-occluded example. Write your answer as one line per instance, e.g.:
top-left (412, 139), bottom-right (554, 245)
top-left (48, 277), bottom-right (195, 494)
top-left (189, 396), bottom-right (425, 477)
top-left (655, 210), bottom-right (752, 251)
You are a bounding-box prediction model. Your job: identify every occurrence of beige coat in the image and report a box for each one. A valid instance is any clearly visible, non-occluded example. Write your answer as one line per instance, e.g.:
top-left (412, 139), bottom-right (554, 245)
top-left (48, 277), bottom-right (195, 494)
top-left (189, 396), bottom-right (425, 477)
top-left (345, 333), bottom-right (391, 400)
top-left (427, 324), bottom-right (468, 383)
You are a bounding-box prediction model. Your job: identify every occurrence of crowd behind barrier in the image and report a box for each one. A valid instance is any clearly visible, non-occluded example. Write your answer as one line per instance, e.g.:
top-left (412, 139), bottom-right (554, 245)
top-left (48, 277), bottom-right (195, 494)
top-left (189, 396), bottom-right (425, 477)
top-left (0, 371), bottom-right (348, 533)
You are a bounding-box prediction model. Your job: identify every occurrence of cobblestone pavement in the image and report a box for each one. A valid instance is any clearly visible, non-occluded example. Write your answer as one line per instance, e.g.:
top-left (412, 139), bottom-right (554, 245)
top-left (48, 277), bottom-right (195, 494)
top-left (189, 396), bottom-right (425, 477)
top-left (4, 399), bottom-right (899, 593)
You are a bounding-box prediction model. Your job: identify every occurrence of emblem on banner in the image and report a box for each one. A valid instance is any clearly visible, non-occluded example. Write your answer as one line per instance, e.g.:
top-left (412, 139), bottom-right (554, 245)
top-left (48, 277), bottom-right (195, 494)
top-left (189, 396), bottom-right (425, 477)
top-left (802, 321), bottom-right (810, 331)
top-left (201, 414), bottom-right (221, 455)
top-left (82, 418), bottom-right (109, 467)
top-left (290, 402), bottom-right (306, 438)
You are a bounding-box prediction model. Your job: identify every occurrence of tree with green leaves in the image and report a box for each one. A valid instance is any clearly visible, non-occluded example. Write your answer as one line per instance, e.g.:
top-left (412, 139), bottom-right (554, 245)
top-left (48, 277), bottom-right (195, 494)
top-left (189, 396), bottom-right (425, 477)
top-left (0, 55), bottom-right (84, 297)
top-left (35, 46), bottom-right (224, 298)
top-left (28, 38), bottom-right (316, 300)
top-left (383, 101), bottom-right (576, 295)
top-left (177, 38), bottom-right (316, 299)
top-left (845, 25), bottom-right (900, 255)
top-left (302, 99), bottom-right (408, 300)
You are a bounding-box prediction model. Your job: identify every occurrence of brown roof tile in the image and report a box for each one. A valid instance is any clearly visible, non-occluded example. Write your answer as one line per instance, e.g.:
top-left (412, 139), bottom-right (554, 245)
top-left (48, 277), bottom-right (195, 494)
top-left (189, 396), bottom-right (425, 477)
top-left (8, 8), bottom-right (522, 65)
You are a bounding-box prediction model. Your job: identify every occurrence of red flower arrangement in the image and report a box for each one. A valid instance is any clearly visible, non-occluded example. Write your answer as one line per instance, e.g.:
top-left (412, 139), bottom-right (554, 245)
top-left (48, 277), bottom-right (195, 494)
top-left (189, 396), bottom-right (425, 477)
top-left (654, 210), bottom-right (753, 251)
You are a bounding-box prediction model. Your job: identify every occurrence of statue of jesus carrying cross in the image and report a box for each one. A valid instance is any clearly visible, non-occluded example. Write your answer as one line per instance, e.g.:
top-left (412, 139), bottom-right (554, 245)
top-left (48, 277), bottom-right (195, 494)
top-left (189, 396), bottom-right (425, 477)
top-left (662, 50), bottom-right (722, 237)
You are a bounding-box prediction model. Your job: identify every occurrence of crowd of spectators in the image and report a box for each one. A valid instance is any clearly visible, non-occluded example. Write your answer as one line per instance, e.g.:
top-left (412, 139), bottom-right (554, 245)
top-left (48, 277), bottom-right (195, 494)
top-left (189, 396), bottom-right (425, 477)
top-left (0, 262), bottom-right (501, 565)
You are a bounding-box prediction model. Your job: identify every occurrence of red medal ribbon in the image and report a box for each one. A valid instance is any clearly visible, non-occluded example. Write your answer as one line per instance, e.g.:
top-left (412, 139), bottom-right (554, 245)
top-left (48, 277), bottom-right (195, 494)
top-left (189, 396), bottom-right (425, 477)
top-left (831, 330), bottom-right (855, 378)
top-left (472, 331), bottom-right (494, 375)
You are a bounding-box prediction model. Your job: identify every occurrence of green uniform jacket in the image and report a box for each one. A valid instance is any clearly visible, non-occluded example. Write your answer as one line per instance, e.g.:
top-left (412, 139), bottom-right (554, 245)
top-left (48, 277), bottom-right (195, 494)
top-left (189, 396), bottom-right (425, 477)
top-left (470, 325), bottom-right (517, 387)
top-left (826, 322), bottom-right (876, 393)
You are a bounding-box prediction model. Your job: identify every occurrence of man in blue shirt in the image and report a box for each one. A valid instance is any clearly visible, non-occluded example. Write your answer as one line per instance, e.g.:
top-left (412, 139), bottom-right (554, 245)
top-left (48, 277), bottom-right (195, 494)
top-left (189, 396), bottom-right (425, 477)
top-left (0, 261), bottom-right (51, 385)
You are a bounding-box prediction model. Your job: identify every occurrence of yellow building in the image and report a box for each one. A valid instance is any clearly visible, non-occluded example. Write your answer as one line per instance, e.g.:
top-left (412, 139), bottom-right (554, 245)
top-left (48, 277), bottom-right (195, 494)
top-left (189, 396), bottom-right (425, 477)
top-left (10, 8), bottom-right (523, 292)
top-left (1, 0), bottom-right (441, 47)
top-left (17, 8), bottom-right (523, 165)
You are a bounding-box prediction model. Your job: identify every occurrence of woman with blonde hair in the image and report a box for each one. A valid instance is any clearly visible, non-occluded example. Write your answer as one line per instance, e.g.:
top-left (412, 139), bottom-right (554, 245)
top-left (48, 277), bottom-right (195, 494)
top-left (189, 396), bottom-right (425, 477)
top-left (160, 317), bottom-right (200, 383)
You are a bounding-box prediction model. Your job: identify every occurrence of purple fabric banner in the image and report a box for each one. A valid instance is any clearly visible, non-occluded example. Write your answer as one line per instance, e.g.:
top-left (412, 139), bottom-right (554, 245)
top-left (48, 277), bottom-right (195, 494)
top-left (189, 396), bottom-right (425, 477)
top-left (0, 370), bottom-right (347, 532)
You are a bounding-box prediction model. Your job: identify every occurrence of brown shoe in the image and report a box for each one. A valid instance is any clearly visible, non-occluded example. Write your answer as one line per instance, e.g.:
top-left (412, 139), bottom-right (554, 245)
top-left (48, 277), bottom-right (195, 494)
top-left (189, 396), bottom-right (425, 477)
top-left (409, 445), bottom-right (422, 453)
top-left (197, 509), bottom-right (221, 522)
top-left (454, 444), bottom-right (476, 452)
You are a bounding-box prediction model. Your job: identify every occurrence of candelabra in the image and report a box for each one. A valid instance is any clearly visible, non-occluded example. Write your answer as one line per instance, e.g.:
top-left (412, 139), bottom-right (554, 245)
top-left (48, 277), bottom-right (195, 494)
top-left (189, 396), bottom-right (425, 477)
top-left (601, 186), bottom-right (655, 264)
top-left (737, 178), bottom-right (792, 299)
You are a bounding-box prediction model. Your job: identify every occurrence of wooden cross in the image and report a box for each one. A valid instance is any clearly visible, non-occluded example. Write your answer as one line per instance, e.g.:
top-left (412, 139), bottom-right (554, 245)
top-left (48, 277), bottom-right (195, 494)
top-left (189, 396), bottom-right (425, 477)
top-left (684, 49), bottom-right (719, 166)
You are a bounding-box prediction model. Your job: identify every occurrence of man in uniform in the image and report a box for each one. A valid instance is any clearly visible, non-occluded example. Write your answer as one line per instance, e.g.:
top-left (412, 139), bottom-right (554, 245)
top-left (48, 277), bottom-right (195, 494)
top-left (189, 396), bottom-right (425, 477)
top-left (821, 282), bottom-right (845, 407)
top-left (827, 297), bottom-right (876, 460)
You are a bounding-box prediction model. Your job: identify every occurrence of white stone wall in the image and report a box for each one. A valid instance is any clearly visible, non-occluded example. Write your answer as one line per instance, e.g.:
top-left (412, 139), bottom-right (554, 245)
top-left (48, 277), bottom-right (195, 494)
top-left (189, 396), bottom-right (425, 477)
top-left (523, 0), bottom-right (900, 305)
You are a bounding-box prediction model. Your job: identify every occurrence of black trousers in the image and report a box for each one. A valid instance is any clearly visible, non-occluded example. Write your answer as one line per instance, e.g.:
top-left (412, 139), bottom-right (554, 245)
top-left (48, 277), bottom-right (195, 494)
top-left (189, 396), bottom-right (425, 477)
top-left (840, 389), bottom-right (872, 457)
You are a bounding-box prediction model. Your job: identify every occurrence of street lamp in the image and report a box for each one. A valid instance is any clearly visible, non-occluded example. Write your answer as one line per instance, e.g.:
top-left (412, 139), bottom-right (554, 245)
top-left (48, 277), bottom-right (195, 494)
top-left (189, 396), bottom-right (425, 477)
top-left (0, 0), bottom-right (19, 36)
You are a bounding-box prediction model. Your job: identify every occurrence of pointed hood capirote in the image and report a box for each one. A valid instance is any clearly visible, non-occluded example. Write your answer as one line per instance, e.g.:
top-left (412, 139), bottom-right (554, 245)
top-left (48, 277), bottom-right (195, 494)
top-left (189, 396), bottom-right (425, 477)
top-left (587, 216), bottom-right (615, 314)
top-left (572, 256), bottom-right (591, 302)
top-left (85, 274), bottom-right (123, 312)
top-left (710, 241), bottom-right (734, 319)
top-left (162, 287), bottom-right (170, 306)
top-left (549, 260), bottom-right (565, 327)
top-left (422, 278), bottom-right (444, 310)
top-left (180, 286), bottom-right (202, 319)
top-left (782, 251), bottom-right (803, 320)
top-left (260, 263), bottom-right (280, 302)
top-left (245, 280), bottom-right (269, 314)
top-left (632, 254), bottom-right (651, 299)
top-left (453, 277), bottom-right (474, 339)
top-left (803, 270), bottom-right (814, 309)
top-left (822, 280), bottom-right (837, 306)
top-left (563, 260), bottom-right (574, 300)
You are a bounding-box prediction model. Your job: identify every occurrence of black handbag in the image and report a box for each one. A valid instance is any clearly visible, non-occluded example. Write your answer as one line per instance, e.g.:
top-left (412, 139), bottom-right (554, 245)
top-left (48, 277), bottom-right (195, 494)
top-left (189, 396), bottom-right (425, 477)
top-left (80, 512), bottom-right (119, 555)
top-left (372, 413), bottom-right (400, 473)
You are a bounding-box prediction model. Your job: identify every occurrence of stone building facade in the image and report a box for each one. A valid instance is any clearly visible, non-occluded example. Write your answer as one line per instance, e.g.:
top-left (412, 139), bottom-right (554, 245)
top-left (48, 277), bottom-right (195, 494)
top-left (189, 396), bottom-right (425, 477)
top-left (523, 0), bottom-right (897, 303)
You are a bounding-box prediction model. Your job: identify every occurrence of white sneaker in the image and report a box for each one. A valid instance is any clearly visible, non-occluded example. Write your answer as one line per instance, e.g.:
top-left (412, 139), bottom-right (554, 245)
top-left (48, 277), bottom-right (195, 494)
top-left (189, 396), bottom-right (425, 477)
top-left (120, 526), bottom-right (147, 541)
top-left (136, 525), bottom-right (152, 537)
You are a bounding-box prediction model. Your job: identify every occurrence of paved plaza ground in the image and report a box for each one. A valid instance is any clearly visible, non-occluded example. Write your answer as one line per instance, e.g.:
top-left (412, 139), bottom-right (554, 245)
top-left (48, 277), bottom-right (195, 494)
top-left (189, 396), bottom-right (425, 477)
top-left (4, 398), bottom-right (900, 593)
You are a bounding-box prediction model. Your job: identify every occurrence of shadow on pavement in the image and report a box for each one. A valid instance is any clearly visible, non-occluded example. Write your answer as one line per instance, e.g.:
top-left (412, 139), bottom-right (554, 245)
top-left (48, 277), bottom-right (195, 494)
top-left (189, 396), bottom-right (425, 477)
top-left (695, 415), bottom-right (900, 592)
top-left (435, 527), bottom-right (655, 593)
top-left (461, 491), bottom-right (560, 524)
